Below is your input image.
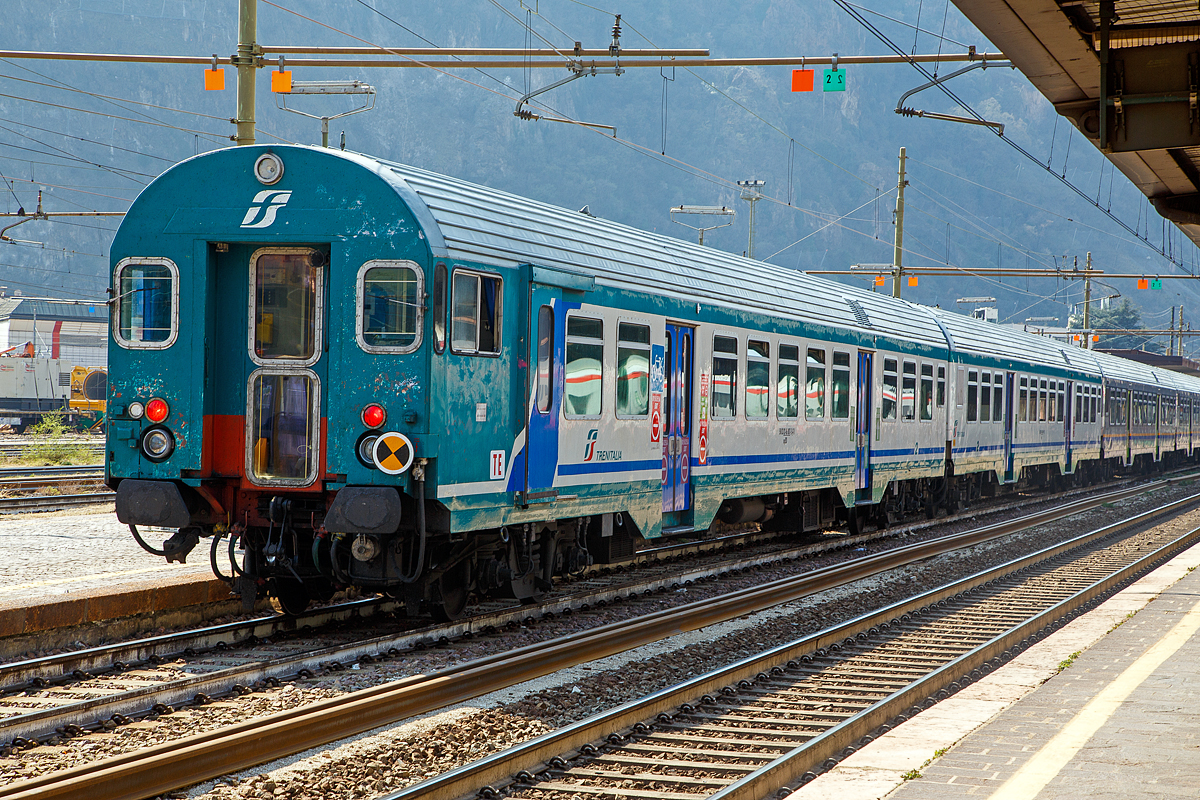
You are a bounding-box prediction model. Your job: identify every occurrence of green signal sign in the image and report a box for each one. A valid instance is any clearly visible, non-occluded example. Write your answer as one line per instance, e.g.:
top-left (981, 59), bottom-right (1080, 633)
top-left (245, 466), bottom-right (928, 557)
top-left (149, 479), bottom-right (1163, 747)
top-left (1151, 279), bottom-right (1163, 290)
top-left (823, 68), bottom-right (846, 92)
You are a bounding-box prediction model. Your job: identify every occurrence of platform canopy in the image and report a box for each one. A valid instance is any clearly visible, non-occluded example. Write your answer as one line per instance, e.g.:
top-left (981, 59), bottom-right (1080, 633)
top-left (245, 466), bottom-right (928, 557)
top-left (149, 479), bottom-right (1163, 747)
top-left (953, 0), bottom-right (1200, 246)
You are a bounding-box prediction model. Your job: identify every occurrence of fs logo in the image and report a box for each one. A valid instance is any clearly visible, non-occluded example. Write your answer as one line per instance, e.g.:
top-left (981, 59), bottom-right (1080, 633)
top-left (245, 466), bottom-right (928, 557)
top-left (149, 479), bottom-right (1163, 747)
top-left (240, 190), bottom-right (292, 229)
top-left (583, 429), bottom-right (598, 462)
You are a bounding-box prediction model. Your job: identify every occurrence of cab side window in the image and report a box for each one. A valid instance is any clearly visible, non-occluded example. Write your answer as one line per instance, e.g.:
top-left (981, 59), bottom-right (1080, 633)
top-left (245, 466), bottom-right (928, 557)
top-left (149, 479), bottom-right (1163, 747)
top-left (451, 270), bottom-right (502, 355)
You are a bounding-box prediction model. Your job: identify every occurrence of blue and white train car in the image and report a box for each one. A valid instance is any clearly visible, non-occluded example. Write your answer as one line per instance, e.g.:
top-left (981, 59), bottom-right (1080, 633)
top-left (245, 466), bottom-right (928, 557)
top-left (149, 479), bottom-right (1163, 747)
top-left (106, 144), bottom-right (1200, 617)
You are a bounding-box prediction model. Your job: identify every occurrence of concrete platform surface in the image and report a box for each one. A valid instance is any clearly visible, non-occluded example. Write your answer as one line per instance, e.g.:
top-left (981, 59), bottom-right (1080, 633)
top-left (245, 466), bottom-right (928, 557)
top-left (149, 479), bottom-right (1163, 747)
top-left (0, 511), bottom-right (220, 639)
top-left (788, 539), bottom-right (1200, 800)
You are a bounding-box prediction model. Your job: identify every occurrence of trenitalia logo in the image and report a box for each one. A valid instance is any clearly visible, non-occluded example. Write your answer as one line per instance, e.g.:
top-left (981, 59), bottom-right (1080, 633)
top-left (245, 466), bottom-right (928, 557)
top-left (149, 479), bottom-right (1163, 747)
top-left (240, 190), bottom-right (292, 228)
top-left (583, 429), bottom-right (598, 462)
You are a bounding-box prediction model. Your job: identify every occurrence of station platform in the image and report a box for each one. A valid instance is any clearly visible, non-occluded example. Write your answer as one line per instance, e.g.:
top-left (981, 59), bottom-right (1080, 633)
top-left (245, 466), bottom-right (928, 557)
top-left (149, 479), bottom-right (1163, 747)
top-left (791, 536), bottom-right (1200, 800)
top-left (0, 509), bottom-right (235, 654)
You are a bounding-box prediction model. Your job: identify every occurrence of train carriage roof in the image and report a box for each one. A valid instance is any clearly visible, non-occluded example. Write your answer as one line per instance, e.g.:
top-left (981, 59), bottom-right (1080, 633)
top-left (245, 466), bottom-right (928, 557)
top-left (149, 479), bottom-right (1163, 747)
top-left (367, 153), bottom-right (950, 350)
top-left (369, 150), bottom-right (1200, 392)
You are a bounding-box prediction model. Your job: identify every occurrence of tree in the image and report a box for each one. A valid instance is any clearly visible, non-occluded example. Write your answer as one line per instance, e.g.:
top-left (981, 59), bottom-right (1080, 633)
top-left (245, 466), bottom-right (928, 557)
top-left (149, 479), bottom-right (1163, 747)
top-left (1077, 298), bottom-right (1162, 351)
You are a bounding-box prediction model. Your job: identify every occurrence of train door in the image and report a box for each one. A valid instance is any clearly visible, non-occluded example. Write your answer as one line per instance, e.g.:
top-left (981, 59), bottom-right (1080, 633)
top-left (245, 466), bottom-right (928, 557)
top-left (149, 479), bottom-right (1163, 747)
top-left (1126, 390), bottom-right (1133, 466)
top-left (855, 351), bottom-right (873, 500)
top-left (662, 324), bottom-right (694, 526)
top-left (523, 283), bottom-right (566, 497)
top-left (1003, 372), bottom-right (1015, 482)
top-left (1064, 381), bottom-right (1073, 473)
top-left (210, 244), bottom-right (328, 486)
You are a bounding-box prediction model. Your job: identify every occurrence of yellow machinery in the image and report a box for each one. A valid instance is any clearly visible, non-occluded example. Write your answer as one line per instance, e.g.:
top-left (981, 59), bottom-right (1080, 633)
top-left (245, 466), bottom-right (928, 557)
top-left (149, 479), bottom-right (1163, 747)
top-left (69, 366), bottom-right (107, 415)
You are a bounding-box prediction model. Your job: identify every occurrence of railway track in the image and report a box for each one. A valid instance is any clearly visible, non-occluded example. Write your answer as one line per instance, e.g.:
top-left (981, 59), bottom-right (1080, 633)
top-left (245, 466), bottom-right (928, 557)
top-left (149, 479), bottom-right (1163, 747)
top-left (390, 491), bottom-right (1200, 800)
top-left (0, 442), bottom-right (103, 460)
top-left (3, 476), bottom-right (1196, 800)
top-left (0, 527), bottom-right (809, 745)
top-left (0, 492), bottom-right (113, 513)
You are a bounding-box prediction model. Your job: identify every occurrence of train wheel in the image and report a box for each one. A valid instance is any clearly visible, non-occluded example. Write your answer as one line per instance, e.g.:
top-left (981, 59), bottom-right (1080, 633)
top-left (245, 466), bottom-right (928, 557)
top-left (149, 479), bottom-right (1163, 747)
top-left (847, 507), bottom-right (864, 536)
top-left (273, 578), bottom-right (310, 616)
top-left (430, 560), bottom-right (470, 622)
top-left (924, 492), bottom-right (936, 520)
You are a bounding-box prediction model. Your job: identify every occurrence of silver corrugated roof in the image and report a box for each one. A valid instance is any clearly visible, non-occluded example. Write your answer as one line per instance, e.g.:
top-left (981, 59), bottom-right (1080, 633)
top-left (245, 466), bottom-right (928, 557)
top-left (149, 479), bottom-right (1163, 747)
top-left (357, 151), bottom-right (1200, 396)
top-left (374, 157), bottom-right (949, 350)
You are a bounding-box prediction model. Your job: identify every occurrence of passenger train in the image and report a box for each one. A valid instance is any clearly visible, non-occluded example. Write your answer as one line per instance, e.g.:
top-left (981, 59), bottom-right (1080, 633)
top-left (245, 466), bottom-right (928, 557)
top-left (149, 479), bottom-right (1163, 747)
top-left (108, 144), bottom-right (1200, 618)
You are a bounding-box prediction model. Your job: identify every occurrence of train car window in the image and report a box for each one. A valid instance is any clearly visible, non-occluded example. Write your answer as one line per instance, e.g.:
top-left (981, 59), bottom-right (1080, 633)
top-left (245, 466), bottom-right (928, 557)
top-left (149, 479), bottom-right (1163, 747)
top-left (777, 345), bottom-right (800, 419)
top-left (247, 369), bottom-right (319, 486)
top-left (833, 352), bottom-right (851, 419)
top-left (993, 373), bottom-right (1004, 424)
top-left (357, 261), bottom-right (423, 353)
top-left (956, 367), bottom-right (965, 407)
top-left (1092, 389), bottom-right (1099, 423)
top-left (936, 366), bottom-right (946, 407)
top-left (900, 361), bottom-right (916, 421)
top-left (252, 249), bottom-right (323, 365)
top-left (919, 364), bottom-right (933, 421)
top-left (966, 370), bottom-right (978, 422)
top-left (432, 263), bottom-right (447, 354)
top-left (1075, 391), bottom-right (1082, 424)
top-left (1039, 379), bottom-right (1048, 421)
top-left (883, 359), bottom-right (898, 420)
top-left (564, 316), bottom-right (603, 417)
top-left (536, 306), bottom-right (554, 414)
top-left (807, 349), bottom-right (827, 420)
top-left (451, 271), bottom-right (503, 355)
top-left (1049, 381), bottom-right (1058, 422)
top-left (115, 260), bottom-right (177, 347)
top-left (746, 340), bottom-right (770, 419)
top-left (979, 372), bottom-right (992, 422)
top-left (1019, 377), bottom-right (1028, 422)
top-left (616, 322), bottom-right (650, 418)
top-left (115, 257), bottom-right (179, 349)
top-left (712, 336), bottom-right (738, 418)
top-left (1057, 385), bottom-right (1065, 421)
top-left (1151, 395), bottom-right (1159, 425)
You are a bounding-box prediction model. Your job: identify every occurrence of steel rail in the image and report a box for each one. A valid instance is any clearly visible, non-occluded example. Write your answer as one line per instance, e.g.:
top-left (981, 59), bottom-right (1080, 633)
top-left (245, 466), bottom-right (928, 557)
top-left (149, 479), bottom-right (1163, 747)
top-left (0, 477), bottom-right (1183, 800)
top-left (382, 492), bottom-right (1200, 800)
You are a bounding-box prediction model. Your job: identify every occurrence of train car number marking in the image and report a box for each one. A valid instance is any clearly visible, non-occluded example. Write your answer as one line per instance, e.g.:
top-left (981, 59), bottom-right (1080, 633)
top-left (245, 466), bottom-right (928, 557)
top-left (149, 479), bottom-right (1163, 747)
top-left (490, 450), bottom-right (505, 480)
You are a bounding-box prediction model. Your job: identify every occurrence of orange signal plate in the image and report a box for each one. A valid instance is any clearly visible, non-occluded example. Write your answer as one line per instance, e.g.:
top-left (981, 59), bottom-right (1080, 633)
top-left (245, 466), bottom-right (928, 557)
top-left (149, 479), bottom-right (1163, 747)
top-left (204, 69), bottom-right (225, 91)
top-left (907, 275), bottom-right (918, 287)
top-left (271, 70), bottom-right (293, 93)
top-left (791, 69), bottom-right (814, 92)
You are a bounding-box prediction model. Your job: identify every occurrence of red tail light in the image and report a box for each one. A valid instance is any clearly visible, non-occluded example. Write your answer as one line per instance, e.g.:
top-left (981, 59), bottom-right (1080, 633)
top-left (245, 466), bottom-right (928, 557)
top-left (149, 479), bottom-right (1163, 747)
top-left (146, 397), bottom-right (169, 423)
top-left (362, 403), bottom-right (386, 429)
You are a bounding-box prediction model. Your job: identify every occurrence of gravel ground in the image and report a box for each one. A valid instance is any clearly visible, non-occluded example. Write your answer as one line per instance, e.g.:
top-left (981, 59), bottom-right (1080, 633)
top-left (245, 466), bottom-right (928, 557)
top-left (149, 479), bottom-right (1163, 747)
top-left (2, 480), bottom-right (1195, 800)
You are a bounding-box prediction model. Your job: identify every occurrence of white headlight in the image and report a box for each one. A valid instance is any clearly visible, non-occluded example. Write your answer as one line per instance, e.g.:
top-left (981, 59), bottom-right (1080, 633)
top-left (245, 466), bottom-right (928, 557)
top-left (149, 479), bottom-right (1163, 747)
top-left (128, 401), bottom-right (145, 420)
